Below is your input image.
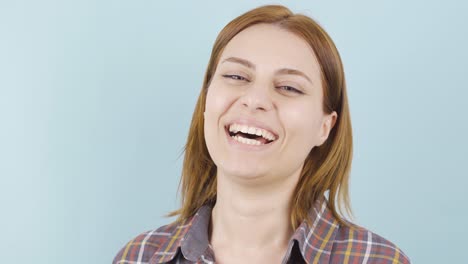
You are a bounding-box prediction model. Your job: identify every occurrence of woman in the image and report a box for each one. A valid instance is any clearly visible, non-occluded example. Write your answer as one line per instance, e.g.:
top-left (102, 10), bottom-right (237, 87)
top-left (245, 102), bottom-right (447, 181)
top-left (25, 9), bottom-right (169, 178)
top-left (113, 5), bottom-right (410, 264)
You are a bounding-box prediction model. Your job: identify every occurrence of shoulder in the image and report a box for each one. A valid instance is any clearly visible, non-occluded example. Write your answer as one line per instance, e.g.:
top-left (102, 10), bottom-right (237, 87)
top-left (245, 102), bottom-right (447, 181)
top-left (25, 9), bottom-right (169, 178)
top-left (112, 221), bottom-right (180, 264)
top-left (330, 222), bottom-right (411, 264)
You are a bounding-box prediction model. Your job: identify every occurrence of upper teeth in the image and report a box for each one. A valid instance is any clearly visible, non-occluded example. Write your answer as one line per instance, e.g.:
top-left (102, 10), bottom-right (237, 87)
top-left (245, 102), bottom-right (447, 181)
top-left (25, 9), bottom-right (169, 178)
top-left (228, 124), bottom-right (276, 141)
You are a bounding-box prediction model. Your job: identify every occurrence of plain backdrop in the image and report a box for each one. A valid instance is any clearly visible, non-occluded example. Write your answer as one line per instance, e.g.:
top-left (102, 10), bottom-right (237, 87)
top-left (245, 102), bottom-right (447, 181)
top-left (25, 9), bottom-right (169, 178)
top-left (1, 0), bottom-right (467, 263)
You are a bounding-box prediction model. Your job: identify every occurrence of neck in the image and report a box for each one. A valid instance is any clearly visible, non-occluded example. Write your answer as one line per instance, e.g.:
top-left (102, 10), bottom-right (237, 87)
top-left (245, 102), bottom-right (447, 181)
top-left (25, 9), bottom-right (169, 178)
top-left (209, 167), bottom-right (302, 252)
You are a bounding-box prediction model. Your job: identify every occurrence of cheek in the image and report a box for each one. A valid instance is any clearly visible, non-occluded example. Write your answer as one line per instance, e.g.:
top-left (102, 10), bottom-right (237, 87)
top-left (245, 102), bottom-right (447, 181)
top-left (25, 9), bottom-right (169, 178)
top-left (205, 87), bottom-right (229, 125)
top-left (205, 87), bottom-right (226, 114)
top-left (204, 85), bottom-right (234, 135)
top-left (281, 102), bottom-right (322, 146)
top-left (204, 85), bottom-right (236, 165)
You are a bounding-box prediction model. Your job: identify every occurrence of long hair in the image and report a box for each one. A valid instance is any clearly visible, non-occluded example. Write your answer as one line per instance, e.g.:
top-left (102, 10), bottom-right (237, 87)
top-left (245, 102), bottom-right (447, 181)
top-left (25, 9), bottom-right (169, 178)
top-left (168, 4), bottom-right (353, 229)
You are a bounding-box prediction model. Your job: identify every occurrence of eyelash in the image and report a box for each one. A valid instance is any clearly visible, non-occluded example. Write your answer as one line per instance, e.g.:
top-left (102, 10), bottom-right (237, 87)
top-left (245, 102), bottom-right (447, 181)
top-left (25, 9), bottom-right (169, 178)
top-left (221, 74), bottom-right (303, 94)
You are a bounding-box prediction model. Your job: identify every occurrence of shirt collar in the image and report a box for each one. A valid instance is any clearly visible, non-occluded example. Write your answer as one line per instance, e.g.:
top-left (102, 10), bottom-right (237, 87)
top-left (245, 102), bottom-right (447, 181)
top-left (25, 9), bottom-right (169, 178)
top-left (150, 197), bottom-right (339, 264)
top-left (180, 205), bottom-right (213, 262)
top-left (291, 198), bottom-right (340, 263)
top-left (149, 205), bottom-right (213, 264)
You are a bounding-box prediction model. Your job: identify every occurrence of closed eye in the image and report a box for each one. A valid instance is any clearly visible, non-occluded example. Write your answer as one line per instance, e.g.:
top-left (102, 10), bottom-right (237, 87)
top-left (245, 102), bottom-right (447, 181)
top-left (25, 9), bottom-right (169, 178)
top-left (222, 74), bottom-right (303, 95)
top-left (278, 86), bottom-right (303, 94)
top-left (222, 74), bottom-right (249, 82)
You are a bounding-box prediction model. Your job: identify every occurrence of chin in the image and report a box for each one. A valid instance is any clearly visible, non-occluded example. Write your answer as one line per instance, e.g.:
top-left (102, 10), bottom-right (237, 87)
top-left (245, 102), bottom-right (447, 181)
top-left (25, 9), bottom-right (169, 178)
top-left (221, 165), bottom-right (267, 181)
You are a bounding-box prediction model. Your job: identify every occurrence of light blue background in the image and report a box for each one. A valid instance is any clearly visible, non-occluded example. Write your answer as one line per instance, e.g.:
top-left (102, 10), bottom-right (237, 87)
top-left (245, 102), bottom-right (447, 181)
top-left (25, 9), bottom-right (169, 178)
top-left (1, 0), bottom-right (467, 263)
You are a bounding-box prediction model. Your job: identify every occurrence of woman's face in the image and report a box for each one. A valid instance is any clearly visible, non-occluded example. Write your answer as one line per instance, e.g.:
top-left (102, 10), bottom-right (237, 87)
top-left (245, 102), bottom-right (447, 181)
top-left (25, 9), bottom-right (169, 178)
top-left (204, 23), bottom-right (337, 185)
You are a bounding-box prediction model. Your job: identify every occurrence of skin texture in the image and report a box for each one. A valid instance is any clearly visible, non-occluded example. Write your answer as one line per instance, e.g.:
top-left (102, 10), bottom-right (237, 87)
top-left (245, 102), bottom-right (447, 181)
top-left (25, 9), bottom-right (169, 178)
top-left (203, 23), bottom-right (337, 263)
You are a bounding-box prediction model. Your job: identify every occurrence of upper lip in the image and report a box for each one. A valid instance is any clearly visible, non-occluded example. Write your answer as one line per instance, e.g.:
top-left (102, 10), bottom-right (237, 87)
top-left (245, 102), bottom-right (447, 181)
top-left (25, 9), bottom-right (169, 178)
top-left (224, 118), bottom-right (279, 139)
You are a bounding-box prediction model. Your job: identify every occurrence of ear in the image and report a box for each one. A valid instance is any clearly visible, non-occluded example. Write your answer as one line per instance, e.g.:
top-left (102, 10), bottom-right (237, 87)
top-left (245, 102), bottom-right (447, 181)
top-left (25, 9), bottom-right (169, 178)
top-left (317, 111), bottom-right (337, 147)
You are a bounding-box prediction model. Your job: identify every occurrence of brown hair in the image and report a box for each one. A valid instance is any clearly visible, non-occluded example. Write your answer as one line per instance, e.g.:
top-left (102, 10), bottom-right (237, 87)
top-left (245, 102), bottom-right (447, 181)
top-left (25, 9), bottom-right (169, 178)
top-left (169, 4), bottom-right (353, 229)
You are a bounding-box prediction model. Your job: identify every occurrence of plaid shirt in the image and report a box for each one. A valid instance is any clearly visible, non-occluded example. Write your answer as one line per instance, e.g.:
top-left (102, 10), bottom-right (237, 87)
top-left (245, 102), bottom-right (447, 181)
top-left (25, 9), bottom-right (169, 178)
top-left (113, 199), bottom-right (410, 264)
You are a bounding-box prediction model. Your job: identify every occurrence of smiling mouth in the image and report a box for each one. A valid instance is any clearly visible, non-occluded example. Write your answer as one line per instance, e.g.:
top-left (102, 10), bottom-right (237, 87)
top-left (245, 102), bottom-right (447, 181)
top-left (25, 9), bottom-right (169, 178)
top-left (224, 125), bottom-right (276, 146)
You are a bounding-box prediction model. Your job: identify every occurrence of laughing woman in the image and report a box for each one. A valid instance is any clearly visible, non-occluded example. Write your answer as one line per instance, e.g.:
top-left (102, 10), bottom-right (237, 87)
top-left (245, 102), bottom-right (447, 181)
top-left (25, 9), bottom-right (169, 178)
top-left (113, 5), bottom-right (410, 264)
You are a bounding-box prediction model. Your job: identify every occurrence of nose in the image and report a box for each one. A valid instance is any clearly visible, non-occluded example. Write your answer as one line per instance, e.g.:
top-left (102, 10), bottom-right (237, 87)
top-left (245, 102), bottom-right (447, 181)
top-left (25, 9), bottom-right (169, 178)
top-left (239, 81), bottom-right (273, 112)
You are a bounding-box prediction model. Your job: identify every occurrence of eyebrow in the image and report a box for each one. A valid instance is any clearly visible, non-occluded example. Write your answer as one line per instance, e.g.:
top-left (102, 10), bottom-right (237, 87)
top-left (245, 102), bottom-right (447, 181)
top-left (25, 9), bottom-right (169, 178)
top-left (221, 56), bottom-right (313, 84)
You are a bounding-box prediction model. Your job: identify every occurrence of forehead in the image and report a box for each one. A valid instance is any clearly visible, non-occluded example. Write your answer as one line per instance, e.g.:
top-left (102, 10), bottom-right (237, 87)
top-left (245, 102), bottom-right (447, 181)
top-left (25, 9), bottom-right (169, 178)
top-left (219, 24), bottom-right (321, 79)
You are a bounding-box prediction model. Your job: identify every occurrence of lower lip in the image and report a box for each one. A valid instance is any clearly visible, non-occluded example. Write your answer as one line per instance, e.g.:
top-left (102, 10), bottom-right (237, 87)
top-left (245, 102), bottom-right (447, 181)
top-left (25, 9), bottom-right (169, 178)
top-left (224, 127), bottom-right (276, 151)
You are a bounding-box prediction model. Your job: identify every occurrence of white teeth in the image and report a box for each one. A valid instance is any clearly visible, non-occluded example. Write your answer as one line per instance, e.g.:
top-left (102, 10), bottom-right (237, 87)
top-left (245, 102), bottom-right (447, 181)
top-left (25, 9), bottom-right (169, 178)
top-left (228, 123), bottom-right (277, 142)
top-left (254, 128), bottom-right (262, 136)
top-left (233, 135), bottom-right (261, 145)
top-left (239, 125), bottom-right (249, 134)
top-left (234, 124), bottom-right (240, 133)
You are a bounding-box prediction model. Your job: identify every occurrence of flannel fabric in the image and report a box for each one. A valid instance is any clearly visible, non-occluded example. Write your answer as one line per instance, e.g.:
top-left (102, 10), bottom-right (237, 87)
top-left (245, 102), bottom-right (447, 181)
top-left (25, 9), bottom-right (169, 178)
top-left (113, 199), bottom-right (410, 264)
